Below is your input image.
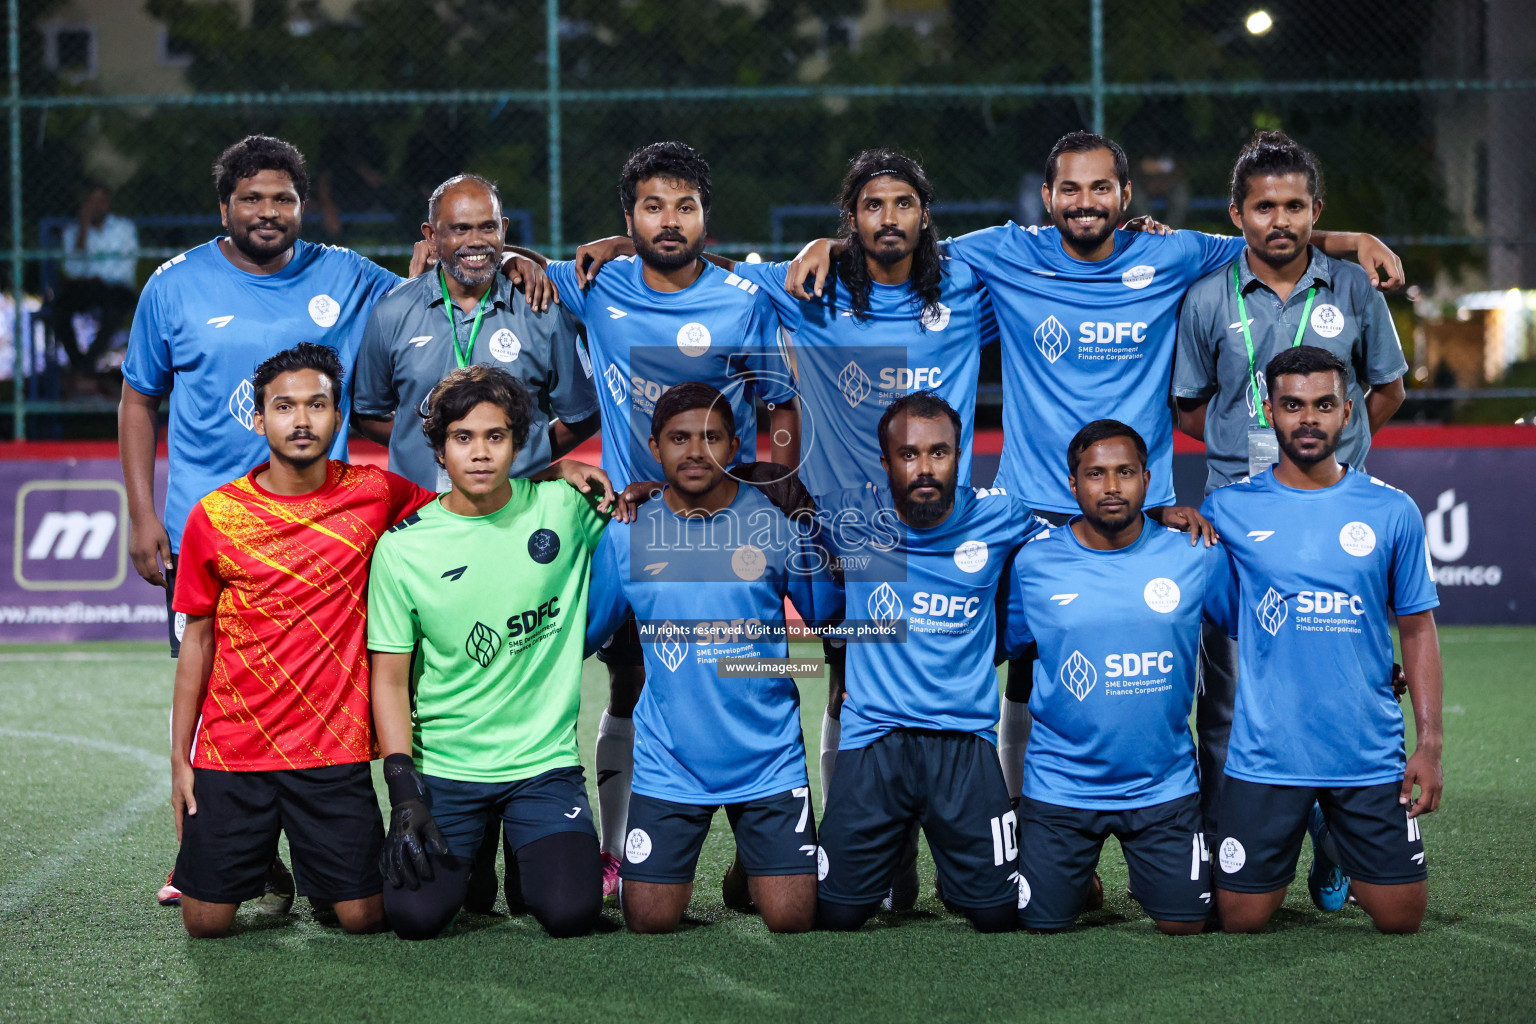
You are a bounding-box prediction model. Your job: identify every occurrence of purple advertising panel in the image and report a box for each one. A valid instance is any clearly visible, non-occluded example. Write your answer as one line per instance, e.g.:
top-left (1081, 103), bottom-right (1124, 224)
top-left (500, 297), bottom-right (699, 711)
top-left (2, 458), bottom-right (171, 643)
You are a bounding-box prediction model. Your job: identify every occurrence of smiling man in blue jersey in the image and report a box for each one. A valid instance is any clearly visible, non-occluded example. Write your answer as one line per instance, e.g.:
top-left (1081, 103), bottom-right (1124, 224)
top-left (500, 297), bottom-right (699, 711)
top-left (1201, 346), bottom-right (1442, 935)
top-left (524, 142), bottom-right (800, 896)
top-left (998, 420), bottom-right (1233, 934)
top-left (814, 391), bottom-right (1045, 933)
top-left (584, 383), bottom-right (842, 934)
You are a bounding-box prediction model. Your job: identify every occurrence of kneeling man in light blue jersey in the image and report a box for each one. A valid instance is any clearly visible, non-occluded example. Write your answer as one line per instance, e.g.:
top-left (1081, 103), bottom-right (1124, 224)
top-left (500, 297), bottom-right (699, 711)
top-left (585, 382), bottom-right (844, 934)
top-left (998, 419), bottom-right (1232, 934)
top-left (1201, 345), bottom-right (1442, 935)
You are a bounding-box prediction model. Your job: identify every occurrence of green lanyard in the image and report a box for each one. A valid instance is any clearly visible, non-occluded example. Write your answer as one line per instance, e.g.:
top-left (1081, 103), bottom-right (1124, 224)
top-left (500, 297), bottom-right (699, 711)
top-left (1235, 261), bottom-right (1315, 428)
top-left (438, 269), bottom-right (493, 369)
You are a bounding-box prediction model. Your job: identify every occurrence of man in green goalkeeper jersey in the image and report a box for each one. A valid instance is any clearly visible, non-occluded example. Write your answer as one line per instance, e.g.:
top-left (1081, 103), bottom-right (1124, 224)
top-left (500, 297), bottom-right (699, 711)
top-left (368, 364), bottom-right (625, 939)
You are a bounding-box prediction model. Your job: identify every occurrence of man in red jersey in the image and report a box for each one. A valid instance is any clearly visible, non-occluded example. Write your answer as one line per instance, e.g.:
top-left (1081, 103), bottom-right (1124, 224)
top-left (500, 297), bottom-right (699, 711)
top-left (168, 342), bottom-right (436, 938)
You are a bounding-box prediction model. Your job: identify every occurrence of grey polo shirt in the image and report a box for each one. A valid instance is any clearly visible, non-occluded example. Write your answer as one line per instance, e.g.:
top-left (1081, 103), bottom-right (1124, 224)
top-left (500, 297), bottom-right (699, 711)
top-left (354, 269), bottom-right (598, 491)
top-left (1173, 246), bottom-right (1407, 494)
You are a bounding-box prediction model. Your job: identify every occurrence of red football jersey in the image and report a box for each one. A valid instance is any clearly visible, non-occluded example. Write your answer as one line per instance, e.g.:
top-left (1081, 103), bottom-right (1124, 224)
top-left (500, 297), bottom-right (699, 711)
top-left (174, 461), bottom-right (436, 771)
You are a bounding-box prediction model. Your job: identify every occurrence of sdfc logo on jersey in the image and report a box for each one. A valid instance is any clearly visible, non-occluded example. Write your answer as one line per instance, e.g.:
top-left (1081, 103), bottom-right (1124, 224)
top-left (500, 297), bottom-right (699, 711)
top-left (465, 621), bottom-right (502, 667)
top-left (228, 379), bottom-right (256, 430)
top-left (1339, 521), bottom-right (1376, 557)
top-left (604, 365), bottom-right (627, 405)
top-left (1060, 649), bottom-right (1097, 701)
top-left (920, 302), bottom-right (951, 332)
top-left (1121, 265), bottom-right (1156, 290)
top-left (1310, 303), bottom-right (1345, 339)
top-left (657, 626), bottom-right (690, 672)
top-left (1033, 315), bottom-right (1071, 363)
top-left (1256, 587), bottom-right (1289, 635)
top-left (1143, 577), bottom-right (1181, 613)
top-left (867, 582), bottom-right (904, 626)
top-left (488, 328), bottom-right (521, 362)
top-left (308, 294), bottom-right (340, 328)
top-left (676, 322), bottom-right (712, 356)
top-left (837, 360), bottom-right (872, 407)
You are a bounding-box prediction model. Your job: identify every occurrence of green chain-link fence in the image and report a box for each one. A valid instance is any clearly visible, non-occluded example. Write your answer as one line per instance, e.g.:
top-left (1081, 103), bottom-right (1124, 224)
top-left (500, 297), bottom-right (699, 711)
top-left (5, 0), bottom-right (1535, 437)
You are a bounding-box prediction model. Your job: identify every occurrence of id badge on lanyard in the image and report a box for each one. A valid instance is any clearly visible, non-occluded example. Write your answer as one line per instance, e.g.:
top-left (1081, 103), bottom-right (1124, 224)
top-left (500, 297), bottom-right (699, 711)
top-left (1247, 426), bottom-right (1280, 478)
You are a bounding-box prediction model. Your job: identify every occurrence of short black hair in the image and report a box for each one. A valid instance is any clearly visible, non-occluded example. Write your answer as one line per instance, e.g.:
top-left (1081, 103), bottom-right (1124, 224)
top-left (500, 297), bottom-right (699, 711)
top-left (651, 381), bottom-right (735, 439)
top-left (252, 343), bottom-right (343, 410)
top-left (1230, 130), bottom-right (1324, 209)
top-left (1265, 344), bottom-right (1348, 399)
top-left (427, 173), bottom-right (502, 223)
top-left (213, 135), bottom-right (311, 205)
top-left (1067, 419), bottom-right (1148, 476)
top-left (1045, 131), bottom-right (1129, 189)
top-left (877, 390), bottom-right (962, 456)
top-left (619, 141), bottom-right (712, 217)
top-left (421, 365), bottom-right (535, 465)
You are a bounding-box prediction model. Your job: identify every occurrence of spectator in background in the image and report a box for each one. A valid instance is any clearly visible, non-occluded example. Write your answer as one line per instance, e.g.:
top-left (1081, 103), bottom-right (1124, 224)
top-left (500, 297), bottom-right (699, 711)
top-left (54, 183), bottom-right (140, 378)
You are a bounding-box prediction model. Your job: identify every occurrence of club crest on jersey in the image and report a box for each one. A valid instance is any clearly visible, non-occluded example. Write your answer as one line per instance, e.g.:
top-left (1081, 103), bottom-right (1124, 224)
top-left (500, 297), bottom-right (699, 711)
top-left (867, 582), bottom-right (903, 625)
top-left (1060, 650), bottom-right (1097, 701)
top-left (1121, 264), bottom-right (1156, 290)
top-left (1257, 587), bottom-right (1288, 635)
top-left (624, 828), bottom-right (652, 864)
top-left (1033, 315), bottom-right (1070, 363)
top-left (1143, 577), bottom-right (1181, 613)
top-left (528, 529), bottom-right (561, 564)
top-left (657, 626), bottom-right (690, 672)
top-left (732, 544), bottom-right (767, 582)
top-left (676, 322), bottom-right (712, 356)
top-left (488, 328), bottom-right (521, 362)
top-left (920, 302), bottom-right (952, 332)
top-left (465, 621), bottom-right (502, 667)
top-left (1339, 521), bottom-right (1376, 557)
top-left (308, 294), bottom-right (339, 328)
top-left (1310, 303), bottom-right (1345, 338)
top-left (228, 379), bottom-right (256, 430)
top-left (953, 540), bottom-right (988, 573)
top-left (837, 360), bottom-right (872, 407)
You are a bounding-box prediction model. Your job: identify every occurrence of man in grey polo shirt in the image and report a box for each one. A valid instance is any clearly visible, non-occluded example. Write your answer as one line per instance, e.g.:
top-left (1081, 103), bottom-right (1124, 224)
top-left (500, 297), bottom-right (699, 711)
top-left (353, 173), bottom-right (599, 490)
top-left (1171, 131), bottom-right (1407, 902)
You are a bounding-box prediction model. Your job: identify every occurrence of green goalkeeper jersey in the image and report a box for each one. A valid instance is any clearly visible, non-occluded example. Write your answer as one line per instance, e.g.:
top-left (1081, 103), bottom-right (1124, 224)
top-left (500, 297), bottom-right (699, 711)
top-left (367, 479), bottom-right (608, 782)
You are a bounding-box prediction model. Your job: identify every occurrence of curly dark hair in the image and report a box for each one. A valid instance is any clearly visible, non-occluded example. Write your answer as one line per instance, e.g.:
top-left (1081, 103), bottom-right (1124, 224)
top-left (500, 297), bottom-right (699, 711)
top-left (213, 135), bottom-right (311, 205)
top-left (421, 365), bottom-right (535, 466)
top-left (833, 149), bottom-right (944, 323)
top-left (619, 141), bottom-right (712, 217)
top-left (252, 342), bottom-right (343, 410)
top-left (1230, 130), bottom-right (1325, 208)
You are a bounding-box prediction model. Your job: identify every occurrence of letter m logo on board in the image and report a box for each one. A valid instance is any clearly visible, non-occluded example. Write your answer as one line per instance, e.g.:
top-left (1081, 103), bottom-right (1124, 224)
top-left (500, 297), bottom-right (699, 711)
top-left (14, 480), bottom-right (128, 591)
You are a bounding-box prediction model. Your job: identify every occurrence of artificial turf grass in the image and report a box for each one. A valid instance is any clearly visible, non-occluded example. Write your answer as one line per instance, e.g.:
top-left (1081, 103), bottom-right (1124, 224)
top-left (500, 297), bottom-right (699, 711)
top-left (1, 627), bottom-right (1532, 1024)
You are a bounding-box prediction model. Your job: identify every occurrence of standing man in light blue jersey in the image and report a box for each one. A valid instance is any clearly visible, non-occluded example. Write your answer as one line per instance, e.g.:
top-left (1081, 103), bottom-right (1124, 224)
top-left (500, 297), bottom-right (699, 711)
top-left (815, 392), bottom-right (1045, 933)
top-left (1172, 133), bottom-right (1410, 874)
top-left (523, 142), bottom-right (800, 896)
top-left (1201, 346), bottom-right (1442, 935)
top-left (790, 129), bottom-right (1403, 811)
top-left (998, 420), bottom-right (1232, 934)
top-left (584, 383), bottom-right (842, 934)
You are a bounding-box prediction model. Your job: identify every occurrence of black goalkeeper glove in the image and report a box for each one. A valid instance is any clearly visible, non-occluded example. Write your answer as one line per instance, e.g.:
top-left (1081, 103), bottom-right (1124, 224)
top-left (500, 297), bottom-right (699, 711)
top-left (381, 753), bottom-right (448, 890)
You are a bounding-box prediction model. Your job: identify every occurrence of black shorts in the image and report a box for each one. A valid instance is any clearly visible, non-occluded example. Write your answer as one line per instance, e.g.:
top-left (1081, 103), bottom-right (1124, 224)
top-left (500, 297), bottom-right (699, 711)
top-left (173, 763), bottom-right (383, 904)
top-left (595, 613), bottom-right (644, 668)
top-left (165, 565), bottom-right (183, 659)
top-left (1017, 792), bottom-right (1210, 929)
top-left (1215, 776), bottom-right (1428, 893)
top-left (620, 787), bottom-right (819, 884)
top-left (422, 765), bottom-right (598, 859)
top-left (818, 729), bottom-right (1018, 910)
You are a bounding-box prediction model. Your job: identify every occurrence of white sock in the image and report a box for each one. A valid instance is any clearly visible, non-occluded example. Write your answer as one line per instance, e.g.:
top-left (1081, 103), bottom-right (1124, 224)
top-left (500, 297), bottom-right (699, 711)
top-left (819, 709), bottom-right (841, 810)
top-left (595, 711), bottom-right (634, 858)
top-left (998, 698), bottom-right (1030, 802)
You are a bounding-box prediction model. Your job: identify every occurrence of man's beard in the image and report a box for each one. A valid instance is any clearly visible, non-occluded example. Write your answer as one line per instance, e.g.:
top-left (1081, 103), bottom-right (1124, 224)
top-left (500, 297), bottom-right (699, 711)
top-left (904, 475), bottom-right (954, 527)
top-left (276, 430), bottom-right (327, 472)
top-left (1081, 503), bottom-right (1138, 536)
top-left (1053, 206), bottom-right (1117, 250)
top-left (633, 228), bottom-right (705, 271)
top-left (1277, 423), bottom-right (1341, 466)
top-left (439, 245), bottom-right (499, 288)
top-left (1251, 229), bottom-right (1307, 269)
top-left (229, 220), bottom-right (298, 263)
top-left (864, 227), bottom-right (915, 267)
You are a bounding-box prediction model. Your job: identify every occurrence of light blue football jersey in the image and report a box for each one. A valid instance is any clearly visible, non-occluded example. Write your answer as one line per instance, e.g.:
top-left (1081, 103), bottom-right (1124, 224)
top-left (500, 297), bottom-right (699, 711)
top-left (584, 483), bottom-right (844, 804)
top-left (820, 484), bottom-right (1046, 749)
top-left (1201, 467), bottom-right (1439, 786)
top-left (122, 239), bottom-right (401, 549)
top-left (731, 258), bottom-right (997, 502)
top-left (999, 518), bottom-right (1235, 809)
top-left (944, 224), bottom-right (1245, 513)
top-left (547, 256), bottom-right (795, 489)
